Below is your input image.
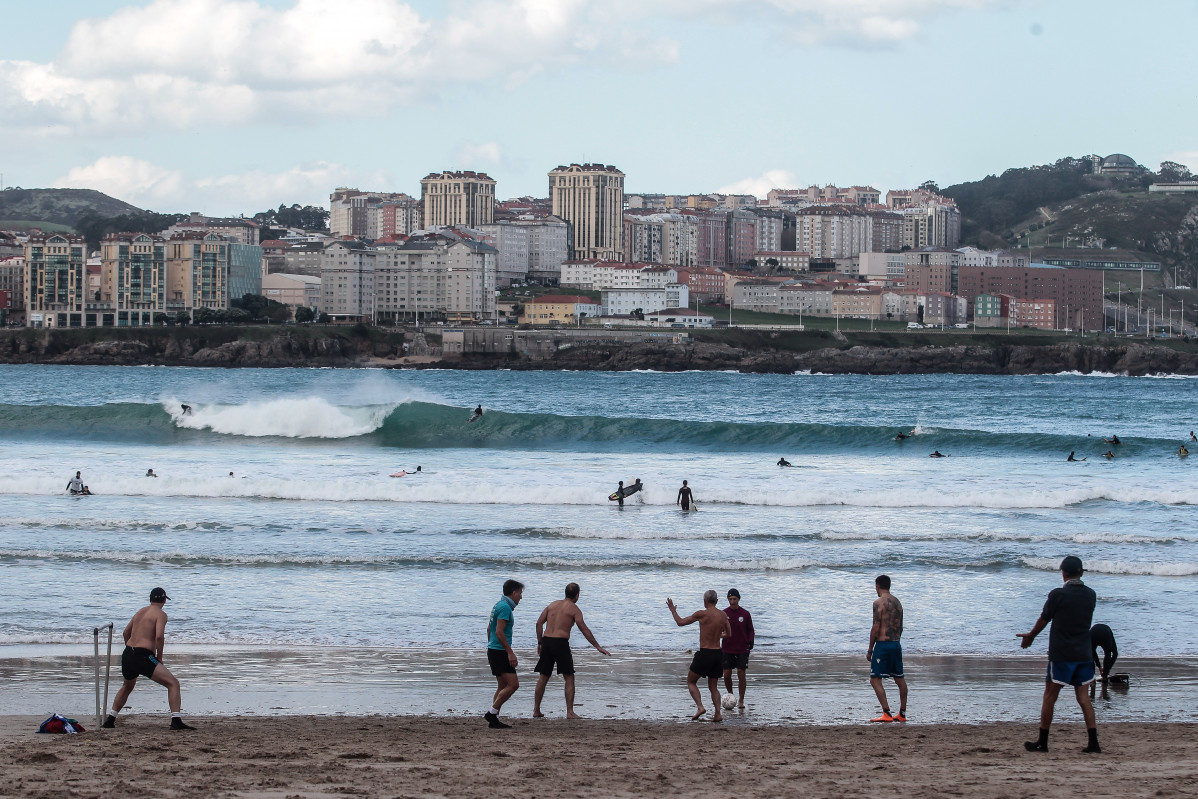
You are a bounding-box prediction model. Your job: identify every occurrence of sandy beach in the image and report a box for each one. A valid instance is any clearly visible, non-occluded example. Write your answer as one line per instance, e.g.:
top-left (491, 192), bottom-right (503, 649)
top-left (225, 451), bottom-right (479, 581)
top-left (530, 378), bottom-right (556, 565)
top-left (1, 716), bottom-right (1195, 798)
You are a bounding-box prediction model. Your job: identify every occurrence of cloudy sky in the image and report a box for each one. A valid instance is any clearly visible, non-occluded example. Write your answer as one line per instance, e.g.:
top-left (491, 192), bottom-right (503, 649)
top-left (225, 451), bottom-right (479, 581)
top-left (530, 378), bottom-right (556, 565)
top-left (2, 0), bottom-right (1195, 215)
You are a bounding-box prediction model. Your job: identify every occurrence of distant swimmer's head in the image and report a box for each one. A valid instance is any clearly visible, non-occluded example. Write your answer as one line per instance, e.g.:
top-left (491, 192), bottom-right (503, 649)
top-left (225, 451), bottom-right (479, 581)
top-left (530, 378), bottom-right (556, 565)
top-left (1059, 556), bottom-right (1084, 579)
top-left (149, 587), bottom-right (170, 604)
top-left (565, 582), bottom-right (580, 600)
top-left (703, 589), bottom-right (718, 606)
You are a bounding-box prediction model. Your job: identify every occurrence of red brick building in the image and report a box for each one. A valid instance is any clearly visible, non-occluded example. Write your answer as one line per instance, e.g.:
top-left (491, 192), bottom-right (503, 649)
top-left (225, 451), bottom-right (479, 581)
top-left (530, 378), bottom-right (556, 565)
top-left (958, 265), bottom-right (1103, 331)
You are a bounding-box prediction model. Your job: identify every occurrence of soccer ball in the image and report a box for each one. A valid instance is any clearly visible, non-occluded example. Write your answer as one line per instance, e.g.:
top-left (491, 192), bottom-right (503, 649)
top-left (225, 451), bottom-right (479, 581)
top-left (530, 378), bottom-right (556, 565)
top-left (721, 693), bottom-right (737, 710)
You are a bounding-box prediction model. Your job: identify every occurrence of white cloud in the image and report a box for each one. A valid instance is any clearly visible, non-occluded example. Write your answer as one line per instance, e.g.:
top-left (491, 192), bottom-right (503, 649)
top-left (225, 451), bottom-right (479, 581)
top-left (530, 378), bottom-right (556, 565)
top-left (717, 169), bottom-right (800, 196)
top-left (55, 157), bottom-right (381, 214)
top-left (0, 0), bottom-right (1001, 134)
top-left (55, 157), bottom-right (184, 206)
top-left (455, 143), bottom-right (505, 168)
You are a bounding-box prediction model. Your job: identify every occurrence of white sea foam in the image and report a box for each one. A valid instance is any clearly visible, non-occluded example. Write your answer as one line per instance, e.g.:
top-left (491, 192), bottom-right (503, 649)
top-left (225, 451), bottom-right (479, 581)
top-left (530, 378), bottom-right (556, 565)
top-left (165, 397), bottom-right (395, 438)
top-left (1022, 557), bottom-right (1198, 576)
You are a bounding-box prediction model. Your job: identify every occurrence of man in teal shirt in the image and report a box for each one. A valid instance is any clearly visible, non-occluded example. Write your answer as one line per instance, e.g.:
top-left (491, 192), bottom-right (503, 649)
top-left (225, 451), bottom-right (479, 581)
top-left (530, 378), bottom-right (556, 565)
top-left (485, 579), bottom-right (524, 729)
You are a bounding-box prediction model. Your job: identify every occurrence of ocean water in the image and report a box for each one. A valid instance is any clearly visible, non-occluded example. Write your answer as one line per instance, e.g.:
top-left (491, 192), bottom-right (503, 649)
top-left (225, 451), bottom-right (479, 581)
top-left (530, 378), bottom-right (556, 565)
top-left (0, 365), bottom-right (1195, 721)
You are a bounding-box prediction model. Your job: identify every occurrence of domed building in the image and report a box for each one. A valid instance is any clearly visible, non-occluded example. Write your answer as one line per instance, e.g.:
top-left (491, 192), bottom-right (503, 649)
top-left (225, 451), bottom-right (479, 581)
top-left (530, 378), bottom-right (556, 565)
top-left (1096, 153), bottom-right (1140, 176)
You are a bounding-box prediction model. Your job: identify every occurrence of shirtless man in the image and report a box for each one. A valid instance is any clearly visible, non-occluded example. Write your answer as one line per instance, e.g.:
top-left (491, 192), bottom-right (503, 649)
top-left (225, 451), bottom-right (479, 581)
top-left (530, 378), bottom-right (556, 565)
top-left (868, 575), bottom-right (907, 723)
top-left (102, 587), bottom-right (194, 730)
top-left (668, 590), bottom-right (732, 721)
top-left (532, 583), bottom-right (610, 719)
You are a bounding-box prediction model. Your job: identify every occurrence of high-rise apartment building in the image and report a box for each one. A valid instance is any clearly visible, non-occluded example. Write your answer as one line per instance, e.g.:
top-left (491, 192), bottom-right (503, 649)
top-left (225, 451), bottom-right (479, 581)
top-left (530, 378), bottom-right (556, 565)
top-left (330, 189), bottom-right (415, 238)
top-left (25, 233), bottom-right (87, 327)
top-left (100, 232), bottom-right (167, 324)
top-left (549, 163), bottom-right (625, 260)
top-left (166, 232), bottom-right (230, 312)
top-left (420, 171), bottom-right (496, 229)
top-left (321, 240), bottom-right (376, 321)
top-left (374, 235), bottom-right (496, 325)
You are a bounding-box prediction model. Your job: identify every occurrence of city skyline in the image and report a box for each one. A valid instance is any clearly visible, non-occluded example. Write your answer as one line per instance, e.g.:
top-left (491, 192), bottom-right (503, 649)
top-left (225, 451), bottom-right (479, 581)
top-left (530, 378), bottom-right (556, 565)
top-left (1, 0), bottom-right (1195, 215)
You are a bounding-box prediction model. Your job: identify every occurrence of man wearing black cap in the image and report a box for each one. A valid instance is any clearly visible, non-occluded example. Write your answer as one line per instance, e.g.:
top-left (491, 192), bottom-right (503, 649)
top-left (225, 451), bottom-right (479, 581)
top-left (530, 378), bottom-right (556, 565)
top-left (721, 589), bottom-right (754, 708)
top-left (101, 587), bottom-right (194, 730)
top-left (1017, 556), bottom-right (1099, 753)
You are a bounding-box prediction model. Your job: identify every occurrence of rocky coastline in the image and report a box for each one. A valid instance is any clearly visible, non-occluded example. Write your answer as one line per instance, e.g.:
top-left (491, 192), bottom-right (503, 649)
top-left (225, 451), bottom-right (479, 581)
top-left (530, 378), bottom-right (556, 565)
top-left (2, 327), bottom-right (1197, 376)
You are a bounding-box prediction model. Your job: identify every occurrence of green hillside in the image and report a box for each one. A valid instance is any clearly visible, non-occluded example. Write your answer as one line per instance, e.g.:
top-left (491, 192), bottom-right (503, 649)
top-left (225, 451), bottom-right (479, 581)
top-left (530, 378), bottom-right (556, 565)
top-left (0, 188), bottom-right (144, 229)
top-left (942, 157), bottom-right (1198, 285)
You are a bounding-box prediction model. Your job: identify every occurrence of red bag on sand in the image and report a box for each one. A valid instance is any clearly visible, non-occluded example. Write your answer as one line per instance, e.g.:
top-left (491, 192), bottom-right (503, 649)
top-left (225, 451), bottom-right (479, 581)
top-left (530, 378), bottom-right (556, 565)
top-left (38, 714), bottom-right (86, 734)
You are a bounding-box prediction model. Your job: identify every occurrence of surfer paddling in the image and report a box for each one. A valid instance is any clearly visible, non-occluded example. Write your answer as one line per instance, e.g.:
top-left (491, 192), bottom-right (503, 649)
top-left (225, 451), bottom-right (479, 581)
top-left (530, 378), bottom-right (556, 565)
top-left (667, 591), bottom-right (731, 722)
top-left (1067, 451), bottom-right (1086, 462)
top-left (777, 457), bottom-right (793, 467)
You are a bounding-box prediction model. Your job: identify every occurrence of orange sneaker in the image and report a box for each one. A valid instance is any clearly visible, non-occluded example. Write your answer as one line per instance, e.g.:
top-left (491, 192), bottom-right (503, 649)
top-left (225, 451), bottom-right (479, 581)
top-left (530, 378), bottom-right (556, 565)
top-left (870, 711), bottom-right (895, 723)
top-left (893, 712), bottom-right (907, 722)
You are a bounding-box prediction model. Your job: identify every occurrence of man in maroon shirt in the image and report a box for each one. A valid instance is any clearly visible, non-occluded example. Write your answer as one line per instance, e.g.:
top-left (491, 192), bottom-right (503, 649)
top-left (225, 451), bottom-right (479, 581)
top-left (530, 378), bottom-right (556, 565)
top-left (722, 588), bottom-right (755, 708)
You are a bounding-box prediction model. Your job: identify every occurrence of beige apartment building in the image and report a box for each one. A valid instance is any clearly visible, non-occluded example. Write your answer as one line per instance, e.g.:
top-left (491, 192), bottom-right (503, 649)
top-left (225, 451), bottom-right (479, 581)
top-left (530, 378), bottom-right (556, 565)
top-left (549, 163), bottom-right (625, 261)
top-left (166, 232), bottom-right (230, 311)
top-left (321, 241), bottom-right (376, 321)
top-left (24, 233), bottom-right (87, 327)
top-left (100, 232), bottom-right (167, 324)
top-left (330, 188), bottom-right (415, 238)
top-left (420, 171), bottom-right (496, 229)
top-left (262, 272), bottom-right (321, 312)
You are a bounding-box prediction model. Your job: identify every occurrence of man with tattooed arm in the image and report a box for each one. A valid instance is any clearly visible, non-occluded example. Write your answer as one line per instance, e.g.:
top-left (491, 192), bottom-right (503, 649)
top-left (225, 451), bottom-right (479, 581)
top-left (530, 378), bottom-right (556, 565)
top-left (867, 574), bottom-right (908, 722)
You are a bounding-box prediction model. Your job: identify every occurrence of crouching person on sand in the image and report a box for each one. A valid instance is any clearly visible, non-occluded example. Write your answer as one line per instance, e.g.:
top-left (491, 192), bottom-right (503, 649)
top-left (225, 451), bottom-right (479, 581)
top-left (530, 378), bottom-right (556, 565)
top-left (103, 587), bottom-right (194, 730)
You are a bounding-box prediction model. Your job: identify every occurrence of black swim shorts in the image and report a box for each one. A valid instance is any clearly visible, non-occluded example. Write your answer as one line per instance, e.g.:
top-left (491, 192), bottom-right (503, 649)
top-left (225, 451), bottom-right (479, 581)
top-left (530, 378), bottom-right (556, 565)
top-left (689, 648), bottom-right (723, 679)
top-left (487, 648), bottom-right (516, 676)
top-left (534, 636), bottom-right (575, 676)
top-left (722, 652), bottom-right (750, 671)
top-left (121, 646), bottom-right (160, 681)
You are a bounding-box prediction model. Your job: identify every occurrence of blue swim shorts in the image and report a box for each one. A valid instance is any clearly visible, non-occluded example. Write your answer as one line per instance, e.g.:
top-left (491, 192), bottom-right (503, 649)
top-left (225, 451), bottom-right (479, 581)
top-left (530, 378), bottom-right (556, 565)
top-left (870, 641), bottom-right (904, 679)
top-left (1046, 660), bottom-right (1096, 686)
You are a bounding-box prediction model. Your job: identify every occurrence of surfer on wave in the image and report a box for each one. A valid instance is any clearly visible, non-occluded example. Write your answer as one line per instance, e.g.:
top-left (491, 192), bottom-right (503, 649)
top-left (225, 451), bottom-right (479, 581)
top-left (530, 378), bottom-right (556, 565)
top-left (468, 405), bottom-right (484, 423)
top-left (929, 451), bottom-right (947, 458)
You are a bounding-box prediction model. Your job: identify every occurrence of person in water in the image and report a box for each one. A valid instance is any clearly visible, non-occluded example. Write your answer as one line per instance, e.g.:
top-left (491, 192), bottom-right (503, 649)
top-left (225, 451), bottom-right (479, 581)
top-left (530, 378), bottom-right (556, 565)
top-left (677, 480), bottom-right (694, 511)
top-left (1190, 431), bottom-right (1196, 443)
top-left (777, 457), bottom-right (793, 467)
top-left (181, 404), bottom-right (192, 415)
top-left (894, 431), bottom-right (908, 441)
top-left (67, 471), bottom-right (84, 495)
top-left (1067, 451), bottom-right (1086, 462)
top-left (929, 451), bottom-right (946, 458)
top-left (146, 469), bottom-right (158, 478)
top-left (1180, 444), bottom-right (1190, 457)
top-left (1102, 451), bottom-right (1115, 460)
top-left (615, 480), bottom-right (625, 508)
top-left (470, 404), bottom-right (484, 422)
top-left (1104, 434), bottom-right (1121, 445)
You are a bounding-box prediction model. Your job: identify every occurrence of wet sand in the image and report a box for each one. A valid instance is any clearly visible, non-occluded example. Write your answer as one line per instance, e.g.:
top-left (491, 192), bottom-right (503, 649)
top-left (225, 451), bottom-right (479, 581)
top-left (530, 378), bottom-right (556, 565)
top-left (2, 646), bottom-right (1195, 725)
top-left (1, 715), bottom-right (1196, 798)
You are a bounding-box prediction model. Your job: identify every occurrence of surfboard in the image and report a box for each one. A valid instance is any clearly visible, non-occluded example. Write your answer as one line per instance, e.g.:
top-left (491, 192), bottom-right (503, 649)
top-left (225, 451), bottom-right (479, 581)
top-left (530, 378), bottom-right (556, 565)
top-left (389, 471), bottom-right (407, 478)
top-left (608, 482), bottom-right (643, 501)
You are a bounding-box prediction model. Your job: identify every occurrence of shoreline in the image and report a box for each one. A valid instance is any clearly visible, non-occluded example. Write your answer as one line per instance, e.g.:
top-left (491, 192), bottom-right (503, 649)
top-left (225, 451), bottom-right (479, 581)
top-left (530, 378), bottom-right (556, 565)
top-left (3, 327), bottom-right (1198, 375)
top-left (4, 646), bottom-right (1194, 726)
top-left (2, 716), bottom-right (1195, 798)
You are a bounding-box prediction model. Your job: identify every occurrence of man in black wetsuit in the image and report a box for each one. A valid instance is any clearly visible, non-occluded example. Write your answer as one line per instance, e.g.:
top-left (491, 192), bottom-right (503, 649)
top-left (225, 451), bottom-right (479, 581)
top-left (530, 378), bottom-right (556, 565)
top-left (777, 457), bottom-right (792, 467)
top-left (1017, 556), bottom-right (1100, 754)
top-left (615, 480), bottom-right (625, 507)
top-left (677, 480), bottom-right (694, 511)
top-left (1090, 624), bottom-right (1118, 681)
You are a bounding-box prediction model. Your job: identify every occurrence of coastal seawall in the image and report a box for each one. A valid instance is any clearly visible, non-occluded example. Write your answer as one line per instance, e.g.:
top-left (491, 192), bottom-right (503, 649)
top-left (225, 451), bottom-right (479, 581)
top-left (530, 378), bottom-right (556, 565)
top-left (2, 327), bottom-right (1197, 375)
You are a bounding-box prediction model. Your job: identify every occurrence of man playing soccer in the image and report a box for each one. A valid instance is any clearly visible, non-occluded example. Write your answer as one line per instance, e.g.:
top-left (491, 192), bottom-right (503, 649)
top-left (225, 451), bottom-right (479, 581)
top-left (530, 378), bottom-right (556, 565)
top-left (1018, 555), bottom-right (1101, 753)
top-left (532, 582), bottom-right (610, 719)
top-left (102, 587), bottom-right (194, 730)
top-left (668, 590), bottom-right (731, 721)
top-left (484, 579), bottom-right (523, 729)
